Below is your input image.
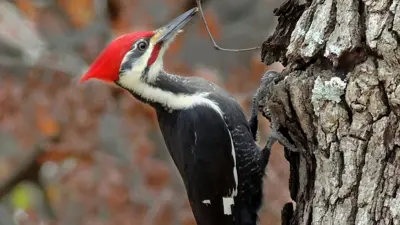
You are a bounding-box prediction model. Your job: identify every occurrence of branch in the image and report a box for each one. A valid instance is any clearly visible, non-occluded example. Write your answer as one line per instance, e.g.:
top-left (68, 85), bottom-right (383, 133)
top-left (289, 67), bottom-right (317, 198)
top-left (0, 147), bottom-right (44, 200)
top-left (0, 134), bottom-right (61, 220)
top-left (196, 0), bottom-right (260, 52)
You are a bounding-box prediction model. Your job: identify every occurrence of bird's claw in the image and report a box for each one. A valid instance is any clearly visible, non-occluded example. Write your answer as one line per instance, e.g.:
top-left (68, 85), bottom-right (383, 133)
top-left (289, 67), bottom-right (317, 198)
top-left (268, 129), bottom-right (300, 153)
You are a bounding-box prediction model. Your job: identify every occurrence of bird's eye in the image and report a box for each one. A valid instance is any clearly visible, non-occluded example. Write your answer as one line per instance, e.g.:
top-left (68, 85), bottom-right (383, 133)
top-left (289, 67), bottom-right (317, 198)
top-left (137, 41), bottom-right (148, 51)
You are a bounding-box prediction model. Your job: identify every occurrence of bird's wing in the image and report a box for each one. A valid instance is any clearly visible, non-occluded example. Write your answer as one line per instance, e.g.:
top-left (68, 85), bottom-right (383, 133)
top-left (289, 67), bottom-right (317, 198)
top-left (176, 104), bottom-right (238, 224)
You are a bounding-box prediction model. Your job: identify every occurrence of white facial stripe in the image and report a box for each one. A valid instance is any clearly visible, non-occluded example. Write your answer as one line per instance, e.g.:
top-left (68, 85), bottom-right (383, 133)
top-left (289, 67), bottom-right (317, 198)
top-left (119, 30), bottom-right (183, 84)
top-left (122, 41), bottom-right (154, 76)
top-left (119, 38), bottom-right (149, 74)
top-left (119, 71), bottom-right (222, 112)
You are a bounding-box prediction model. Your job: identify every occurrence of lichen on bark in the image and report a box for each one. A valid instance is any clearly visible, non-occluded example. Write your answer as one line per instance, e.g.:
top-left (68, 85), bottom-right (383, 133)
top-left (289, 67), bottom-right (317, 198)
top-left (259, 0), bottom-right (400, 224)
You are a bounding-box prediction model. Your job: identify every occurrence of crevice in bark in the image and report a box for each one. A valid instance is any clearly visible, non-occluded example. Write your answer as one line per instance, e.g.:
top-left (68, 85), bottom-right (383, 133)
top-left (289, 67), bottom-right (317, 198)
top-left (393, 169), bottom-right (399, 197)
top-left (289, 58), bottom-right (318, 71)
top-left (349, 134), bottom-right (367, 142)
top-left (307, 207), bottom-right (313, 225)
top-left (373, 119), bottom-right (395, 222)
top-left (349, 137), bottom-right (369, 225)
top-left (378, 81), bottom-right (392, 116)
top-left (387, 145), bottom-right (399, 164)
top-left (279, 126), bottom-right (298, 148)
top-left (341, 95), bottom-right (353, 124)
top-left (335, 47), bottom-right (368, 74)
top-left (388, 7), bottom-right (400, 44)
top-left (286, 86), bottom-right (309, 149)
top-left (284, 147), bottom-right (300, 204)
top-left (358, 0), bottom-right (367, 42)
top-left (281, 202), bottom-right (295, 225)
top-left (337, 150), bottom-right (344, 188)
top-left (306, 152), bottom-right (316, 224)
top-left (386, 9), bottom-right (400, 65)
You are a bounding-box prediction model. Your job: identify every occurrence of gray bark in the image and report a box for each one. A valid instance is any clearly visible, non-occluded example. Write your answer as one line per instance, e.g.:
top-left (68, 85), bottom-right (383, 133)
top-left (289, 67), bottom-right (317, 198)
top-left (260, 0), bottom-right (400, 224)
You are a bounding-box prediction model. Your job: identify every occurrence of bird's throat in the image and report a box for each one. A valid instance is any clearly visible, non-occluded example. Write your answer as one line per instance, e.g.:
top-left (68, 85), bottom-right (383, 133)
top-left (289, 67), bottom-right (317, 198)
top-left (147, 43), bottom-right (162, 67)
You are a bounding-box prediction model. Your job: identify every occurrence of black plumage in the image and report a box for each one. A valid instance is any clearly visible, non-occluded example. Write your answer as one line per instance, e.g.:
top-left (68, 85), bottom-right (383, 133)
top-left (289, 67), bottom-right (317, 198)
top-left (122, 71), bottom-right (270, 225)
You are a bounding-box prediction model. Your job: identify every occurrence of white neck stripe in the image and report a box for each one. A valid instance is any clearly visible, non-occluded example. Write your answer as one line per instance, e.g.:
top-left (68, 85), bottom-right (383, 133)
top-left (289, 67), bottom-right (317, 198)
top-left (118, 71), bottom-right (223, 115)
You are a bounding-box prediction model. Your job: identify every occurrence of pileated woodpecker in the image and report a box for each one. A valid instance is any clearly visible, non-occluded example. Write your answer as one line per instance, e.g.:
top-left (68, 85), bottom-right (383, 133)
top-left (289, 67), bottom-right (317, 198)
top-left (80, 8), bottom-right (270, 225)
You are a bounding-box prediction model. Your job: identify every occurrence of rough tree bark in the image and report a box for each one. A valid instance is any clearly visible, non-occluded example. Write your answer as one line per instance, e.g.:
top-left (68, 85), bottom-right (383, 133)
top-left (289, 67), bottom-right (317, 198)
top-left (259, 0), bottom-right (400, 224)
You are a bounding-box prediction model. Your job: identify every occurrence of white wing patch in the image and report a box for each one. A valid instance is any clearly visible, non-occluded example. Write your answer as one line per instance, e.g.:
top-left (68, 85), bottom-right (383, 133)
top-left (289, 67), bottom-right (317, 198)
top-left (222, 197), bottom-right (234, 215)
top-left (202, 199), bottom-right (211, 205)
top-left (227, 129), bottom-right (238, 197)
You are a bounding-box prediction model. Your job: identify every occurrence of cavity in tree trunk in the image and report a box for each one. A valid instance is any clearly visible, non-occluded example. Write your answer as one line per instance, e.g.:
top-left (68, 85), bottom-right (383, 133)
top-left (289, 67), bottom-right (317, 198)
top-left (259, 0), bottom-right (400, 224)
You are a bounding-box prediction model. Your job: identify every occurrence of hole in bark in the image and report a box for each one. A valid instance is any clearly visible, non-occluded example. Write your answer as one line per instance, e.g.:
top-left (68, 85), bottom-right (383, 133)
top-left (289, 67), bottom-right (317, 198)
top-left (387, 145), bottom-right (398, 165)
top-left (358, 0), bottom-right (367, 43)
top-left (287, 149), bottom-right (300, 201)
top-left (393, 181), bottom-right (399, 198)
top-left (337, 151), bottom-right (344, 188)
top-left (378, 81), bottom-right (391, 115)
top-left (335, 48), bottom-right (368, 73)
top-left (341, 95), bottom-right (353, 124)
top-left (281, 202), bottom-right (294, 225)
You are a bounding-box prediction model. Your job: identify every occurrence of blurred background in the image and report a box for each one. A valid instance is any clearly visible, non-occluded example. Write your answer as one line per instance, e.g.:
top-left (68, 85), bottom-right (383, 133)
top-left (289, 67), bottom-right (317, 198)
top-left (0, 0), bottom-right (290, 224)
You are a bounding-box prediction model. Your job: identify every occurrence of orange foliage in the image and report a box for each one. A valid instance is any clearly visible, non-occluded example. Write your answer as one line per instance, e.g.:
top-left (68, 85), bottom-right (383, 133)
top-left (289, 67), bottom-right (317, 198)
top-left (137, 144), bottom-right (154, 162)
top-left (106, 184), bottom-right (130, 208)
top-left (111, 17), bottom-right (132, 36)
top-left (36, 150), bottom-right (93, 165)
top-left (57, 0), bottom-right (95, 28)
top-left (164, 62), bottom-right (192, 78)
top-left (35, 106), bottom-right (60, 137)
top-left (142, 158), bottom-right (170, 191)
top-left (153, 204), bottom-right (174, 225)
top-left (179, 209), bottom-right (197, 225)
top-left (167, 35), bottom-right (185, 55)
top-left (109, 0), bottom-right (142, 35)
top-left (15, 0), bottom-right (37, 20)
top-left (165, 0), bottom-right (180, 6)
top-left (249, 54), bottom-right (267, 81)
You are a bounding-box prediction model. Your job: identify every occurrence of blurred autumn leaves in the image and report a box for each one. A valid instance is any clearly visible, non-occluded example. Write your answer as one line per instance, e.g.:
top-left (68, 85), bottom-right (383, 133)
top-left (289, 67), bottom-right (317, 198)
top-left (16, 0), bottom-right (95, 28)
top-left (0, 0), bottom-right (288, 225)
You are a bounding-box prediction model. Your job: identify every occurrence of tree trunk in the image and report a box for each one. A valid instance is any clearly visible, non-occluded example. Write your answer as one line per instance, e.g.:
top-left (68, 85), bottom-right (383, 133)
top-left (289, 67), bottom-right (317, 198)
top-left (259, 0), bottom-right (400, 224)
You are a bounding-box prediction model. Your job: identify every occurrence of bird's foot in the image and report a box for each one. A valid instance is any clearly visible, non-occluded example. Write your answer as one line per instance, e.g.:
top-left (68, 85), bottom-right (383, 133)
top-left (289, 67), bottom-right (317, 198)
top-left (268, 128), bottom-right (300, 153)
top-left (248, 92), bottom-right (260, 141)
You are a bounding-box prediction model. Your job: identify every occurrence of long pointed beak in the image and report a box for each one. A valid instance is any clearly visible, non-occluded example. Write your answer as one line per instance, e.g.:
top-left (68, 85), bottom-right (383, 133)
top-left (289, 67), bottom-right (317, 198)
top-left (151, 7), bottom-right (198, 44)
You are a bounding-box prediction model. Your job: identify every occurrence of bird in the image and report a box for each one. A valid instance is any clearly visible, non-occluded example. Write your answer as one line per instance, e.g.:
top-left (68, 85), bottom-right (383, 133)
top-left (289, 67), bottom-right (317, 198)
top-left (80, 7), bottom-right (271, 225)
